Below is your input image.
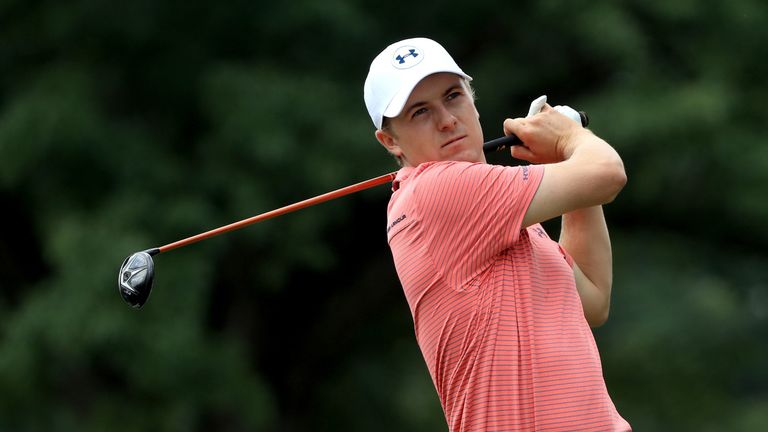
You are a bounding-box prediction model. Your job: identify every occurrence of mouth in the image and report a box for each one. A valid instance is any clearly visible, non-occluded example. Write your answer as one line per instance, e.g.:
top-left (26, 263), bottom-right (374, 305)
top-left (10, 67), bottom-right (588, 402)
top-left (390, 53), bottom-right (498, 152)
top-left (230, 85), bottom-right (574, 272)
top-left (441, 135), bottom-right (467, 148)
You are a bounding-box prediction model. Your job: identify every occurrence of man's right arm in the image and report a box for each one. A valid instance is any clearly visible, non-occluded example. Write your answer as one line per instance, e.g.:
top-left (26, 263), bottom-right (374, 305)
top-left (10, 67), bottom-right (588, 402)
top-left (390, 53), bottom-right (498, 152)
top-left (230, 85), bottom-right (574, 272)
top-left (503, 105), bottom-right (626, 326)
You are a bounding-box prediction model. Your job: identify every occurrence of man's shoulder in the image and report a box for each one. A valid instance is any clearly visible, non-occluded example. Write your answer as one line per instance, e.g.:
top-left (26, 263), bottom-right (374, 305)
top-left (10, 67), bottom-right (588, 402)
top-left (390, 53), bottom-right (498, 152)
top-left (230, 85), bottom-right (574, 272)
top-left (391, 162), bottom-right (503, 207)
top-left (410, 160), bottom-right (491, 182)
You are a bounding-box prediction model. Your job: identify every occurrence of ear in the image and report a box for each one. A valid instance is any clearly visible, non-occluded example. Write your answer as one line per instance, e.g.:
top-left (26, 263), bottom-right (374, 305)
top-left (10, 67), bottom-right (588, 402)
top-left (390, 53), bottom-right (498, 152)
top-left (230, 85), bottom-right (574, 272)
top-left (375, 129), bottom-right (402, 159)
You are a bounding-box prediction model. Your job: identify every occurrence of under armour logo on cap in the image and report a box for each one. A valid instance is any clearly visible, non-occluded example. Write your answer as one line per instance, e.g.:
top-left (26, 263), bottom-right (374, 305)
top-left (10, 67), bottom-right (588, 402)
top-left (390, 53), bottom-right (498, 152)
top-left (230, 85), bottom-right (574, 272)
top-left (392, 46), bottom-right (423, 69)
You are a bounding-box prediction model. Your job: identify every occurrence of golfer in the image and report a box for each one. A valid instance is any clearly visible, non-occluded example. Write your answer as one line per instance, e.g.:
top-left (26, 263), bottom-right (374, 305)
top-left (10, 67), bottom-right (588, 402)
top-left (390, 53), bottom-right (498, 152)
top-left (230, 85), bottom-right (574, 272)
top-left (364, 37), bottom-right (631, 431)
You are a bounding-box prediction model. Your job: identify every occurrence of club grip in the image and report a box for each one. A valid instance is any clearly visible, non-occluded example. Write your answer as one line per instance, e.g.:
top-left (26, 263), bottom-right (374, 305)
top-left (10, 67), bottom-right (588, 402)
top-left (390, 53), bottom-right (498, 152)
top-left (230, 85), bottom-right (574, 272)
top-left (482, 110), bottom-right (589, 154)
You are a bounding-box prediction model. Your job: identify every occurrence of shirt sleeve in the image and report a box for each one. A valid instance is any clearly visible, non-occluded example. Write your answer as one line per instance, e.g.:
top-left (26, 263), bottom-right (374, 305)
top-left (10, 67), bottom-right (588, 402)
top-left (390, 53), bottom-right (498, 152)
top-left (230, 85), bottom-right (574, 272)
top-left (411, 161), bottom-right (545, 290)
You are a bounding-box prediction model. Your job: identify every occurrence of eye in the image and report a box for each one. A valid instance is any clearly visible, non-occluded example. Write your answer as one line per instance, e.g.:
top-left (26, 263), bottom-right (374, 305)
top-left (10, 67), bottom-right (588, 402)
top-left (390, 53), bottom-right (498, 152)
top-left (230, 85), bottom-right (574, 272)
top-left (411, 107), bottom-right (428, 119)
top-left (446, 91), bottom-right (462, 101)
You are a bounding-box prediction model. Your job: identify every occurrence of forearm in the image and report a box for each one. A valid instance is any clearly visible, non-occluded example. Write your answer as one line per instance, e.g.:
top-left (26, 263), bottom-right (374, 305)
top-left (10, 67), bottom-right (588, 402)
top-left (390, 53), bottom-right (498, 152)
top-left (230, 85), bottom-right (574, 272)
top-left (560, 206), bottom-right (612, 288)
top-left (559, 206), bottom-right (613, 325)
top-left (561, 131), bottom-right (626, 205)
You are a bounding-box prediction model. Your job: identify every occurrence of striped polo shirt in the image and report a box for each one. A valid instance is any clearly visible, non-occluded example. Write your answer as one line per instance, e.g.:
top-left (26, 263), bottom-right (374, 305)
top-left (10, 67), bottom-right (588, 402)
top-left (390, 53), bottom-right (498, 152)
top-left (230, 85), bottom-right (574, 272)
top-left (386, 161), bottom-right (630, 431)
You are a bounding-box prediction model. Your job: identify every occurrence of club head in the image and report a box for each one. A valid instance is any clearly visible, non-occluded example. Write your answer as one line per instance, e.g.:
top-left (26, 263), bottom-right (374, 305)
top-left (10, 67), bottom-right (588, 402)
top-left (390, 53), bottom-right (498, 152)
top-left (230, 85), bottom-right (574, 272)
top-left (118, 250), bottom-right (156, 308)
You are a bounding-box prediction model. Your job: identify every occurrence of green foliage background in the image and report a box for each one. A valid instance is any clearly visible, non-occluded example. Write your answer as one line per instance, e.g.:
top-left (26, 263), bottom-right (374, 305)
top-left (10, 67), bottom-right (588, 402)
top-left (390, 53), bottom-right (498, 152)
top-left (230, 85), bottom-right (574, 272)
top-left (1, 0), bottom-right (766, 430)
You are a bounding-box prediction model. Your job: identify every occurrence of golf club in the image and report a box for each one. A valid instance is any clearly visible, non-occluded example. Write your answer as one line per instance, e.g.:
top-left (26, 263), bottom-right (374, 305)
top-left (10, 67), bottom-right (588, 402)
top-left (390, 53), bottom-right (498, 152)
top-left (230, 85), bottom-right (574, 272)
top-left (118, 110), bottom-right (589, 308)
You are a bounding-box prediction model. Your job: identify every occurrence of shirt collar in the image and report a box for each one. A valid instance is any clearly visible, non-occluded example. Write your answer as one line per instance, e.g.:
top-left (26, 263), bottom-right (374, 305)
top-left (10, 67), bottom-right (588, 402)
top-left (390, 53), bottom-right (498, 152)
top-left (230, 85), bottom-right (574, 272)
top-left (392, 167), bottom-right (414, 192)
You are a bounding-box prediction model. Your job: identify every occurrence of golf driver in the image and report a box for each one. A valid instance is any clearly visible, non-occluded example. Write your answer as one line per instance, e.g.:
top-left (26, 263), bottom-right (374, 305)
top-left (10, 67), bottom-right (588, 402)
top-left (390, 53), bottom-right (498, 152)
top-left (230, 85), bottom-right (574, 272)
top-left (118, 104), bottom-right (588, 308)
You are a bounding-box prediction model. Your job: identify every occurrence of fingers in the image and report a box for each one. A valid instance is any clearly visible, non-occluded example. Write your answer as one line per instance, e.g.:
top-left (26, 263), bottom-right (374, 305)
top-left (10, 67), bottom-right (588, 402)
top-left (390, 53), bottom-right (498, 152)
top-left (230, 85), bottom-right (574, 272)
top-left (509, 144), bottom-right (537, 162)
top-left (503, 117), bottom-right (526, 140)
top-left (502, 108), bottom-right (565, 163)
top-left (500, 99), bottom-right (582, 163)
top-left (502, 118), bottom-right (538, 162)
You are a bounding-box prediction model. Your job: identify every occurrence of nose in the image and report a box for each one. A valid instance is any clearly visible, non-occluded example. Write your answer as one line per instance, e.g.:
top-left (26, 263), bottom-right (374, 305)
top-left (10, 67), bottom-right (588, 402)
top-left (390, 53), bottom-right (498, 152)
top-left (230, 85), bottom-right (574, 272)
top-left (434, 105), bottom-right (457, 131)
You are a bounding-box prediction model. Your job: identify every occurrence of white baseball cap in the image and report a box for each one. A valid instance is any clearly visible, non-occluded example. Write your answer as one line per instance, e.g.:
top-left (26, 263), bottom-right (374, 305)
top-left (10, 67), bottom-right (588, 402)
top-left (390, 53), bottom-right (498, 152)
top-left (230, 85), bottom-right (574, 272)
top-left (364, 37), bottom-right (472, 129)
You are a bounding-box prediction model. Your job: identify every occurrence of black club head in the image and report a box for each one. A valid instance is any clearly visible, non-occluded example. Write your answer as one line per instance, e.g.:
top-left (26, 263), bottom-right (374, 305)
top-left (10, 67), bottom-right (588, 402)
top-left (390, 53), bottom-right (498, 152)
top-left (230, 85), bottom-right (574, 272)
top-left (118, 250), bottom-right (156, 308)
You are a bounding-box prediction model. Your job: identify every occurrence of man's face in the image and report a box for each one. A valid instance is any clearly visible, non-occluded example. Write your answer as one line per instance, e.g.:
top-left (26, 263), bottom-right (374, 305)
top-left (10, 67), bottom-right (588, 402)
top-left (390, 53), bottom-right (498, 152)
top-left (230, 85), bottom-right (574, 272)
top-left (376, 73), bottom-right (485, 167)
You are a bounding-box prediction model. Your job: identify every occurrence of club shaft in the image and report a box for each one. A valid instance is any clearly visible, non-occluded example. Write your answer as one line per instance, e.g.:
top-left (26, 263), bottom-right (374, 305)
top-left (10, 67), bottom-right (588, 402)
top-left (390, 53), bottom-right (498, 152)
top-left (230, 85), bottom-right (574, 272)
top-left (158, 172), bottom-right (398, 253)
top-left (156, 131), bottom-right (550, 254)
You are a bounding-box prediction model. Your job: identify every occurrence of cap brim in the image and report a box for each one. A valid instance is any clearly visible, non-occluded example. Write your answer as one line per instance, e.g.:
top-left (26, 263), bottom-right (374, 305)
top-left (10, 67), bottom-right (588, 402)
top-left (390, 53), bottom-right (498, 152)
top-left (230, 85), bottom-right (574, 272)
top-left (382, 71), bottom-right (472, 120)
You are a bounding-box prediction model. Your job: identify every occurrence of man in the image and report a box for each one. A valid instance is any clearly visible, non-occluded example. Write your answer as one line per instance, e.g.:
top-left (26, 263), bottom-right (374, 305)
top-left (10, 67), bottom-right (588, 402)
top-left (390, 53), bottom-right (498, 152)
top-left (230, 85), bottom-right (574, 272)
top-left (364, 37), bottom-right (631, 431)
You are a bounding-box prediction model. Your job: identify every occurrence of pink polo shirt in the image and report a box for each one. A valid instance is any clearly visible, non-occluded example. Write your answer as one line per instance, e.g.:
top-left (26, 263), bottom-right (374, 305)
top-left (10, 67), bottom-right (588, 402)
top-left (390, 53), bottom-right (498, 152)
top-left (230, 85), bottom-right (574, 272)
top-left (386, 161), bottom-right (630, 431)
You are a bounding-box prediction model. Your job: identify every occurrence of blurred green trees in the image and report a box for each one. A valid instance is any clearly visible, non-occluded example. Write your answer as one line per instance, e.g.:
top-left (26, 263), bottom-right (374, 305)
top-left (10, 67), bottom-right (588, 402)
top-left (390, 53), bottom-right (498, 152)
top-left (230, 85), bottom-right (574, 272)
top-left (1, 0), bottom-right (766, 430)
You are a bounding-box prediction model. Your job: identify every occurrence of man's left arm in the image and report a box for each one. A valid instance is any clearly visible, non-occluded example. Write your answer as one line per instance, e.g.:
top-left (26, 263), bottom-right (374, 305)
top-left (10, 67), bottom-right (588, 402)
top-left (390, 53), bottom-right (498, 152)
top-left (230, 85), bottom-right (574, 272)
top-left (559, 205), bottom-right (614, 327)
